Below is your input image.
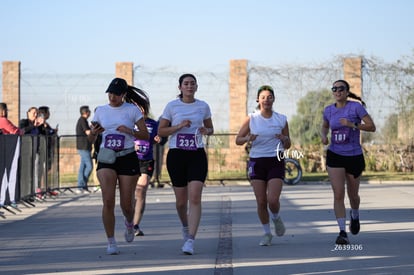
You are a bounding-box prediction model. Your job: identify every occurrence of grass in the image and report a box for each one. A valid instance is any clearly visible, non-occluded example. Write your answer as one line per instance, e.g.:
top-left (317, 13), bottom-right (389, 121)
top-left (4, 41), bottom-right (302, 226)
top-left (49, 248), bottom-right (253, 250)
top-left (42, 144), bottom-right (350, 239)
top-left (302, 171), bottom-right (414, 182)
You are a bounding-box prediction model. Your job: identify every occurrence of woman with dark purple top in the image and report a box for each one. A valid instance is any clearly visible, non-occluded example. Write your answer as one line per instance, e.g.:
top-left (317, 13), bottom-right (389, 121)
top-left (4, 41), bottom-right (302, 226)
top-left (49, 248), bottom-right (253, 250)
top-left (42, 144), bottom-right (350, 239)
top-left (321, 80), bottom-right (376, 245)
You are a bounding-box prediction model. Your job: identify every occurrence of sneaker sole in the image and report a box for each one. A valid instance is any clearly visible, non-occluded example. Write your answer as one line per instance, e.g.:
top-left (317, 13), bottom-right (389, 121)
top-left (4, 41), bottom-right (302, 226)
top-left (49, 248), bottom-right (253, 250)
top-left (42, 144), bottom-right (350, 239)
top-left (336, 237), bottom-right (350, 245)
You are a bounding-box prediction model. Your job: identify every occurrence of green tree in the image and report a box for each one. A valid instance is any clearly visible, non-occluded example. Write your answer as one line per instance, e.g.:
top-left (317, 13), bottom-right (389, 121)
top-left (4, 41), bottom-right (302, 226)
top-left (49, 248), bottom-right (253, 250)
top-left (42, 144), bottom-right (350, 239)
top-left (289, 89), bottom-right (333, 145)
top-left (380, 113), bottom-right (398, 143)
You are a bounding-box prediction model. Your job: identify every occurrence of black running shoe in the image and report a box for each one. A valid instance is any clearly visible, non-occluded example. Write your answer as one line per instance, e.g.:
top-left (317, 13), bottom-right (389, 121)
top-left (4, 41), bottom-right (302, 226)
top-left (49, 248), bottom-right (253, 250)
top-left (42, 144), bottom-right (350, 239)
top-left (335, 230), bottom-right (349, 245)
top-left (349, 211), bottom-right (360, 235)
top-left (134, 225), bottom-right (144, 236)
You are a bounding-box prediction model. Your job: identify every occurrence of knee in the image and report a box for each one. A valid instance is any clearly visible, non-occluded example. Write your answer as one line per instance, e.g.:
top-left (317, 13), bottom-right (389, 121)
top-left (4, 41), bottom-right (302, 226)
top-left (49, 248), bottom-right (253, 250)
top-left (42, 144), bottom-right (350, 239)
top-left (188, 196), bottom-right (201, 206)
top-left (102, 199), bottom-right (115, 210)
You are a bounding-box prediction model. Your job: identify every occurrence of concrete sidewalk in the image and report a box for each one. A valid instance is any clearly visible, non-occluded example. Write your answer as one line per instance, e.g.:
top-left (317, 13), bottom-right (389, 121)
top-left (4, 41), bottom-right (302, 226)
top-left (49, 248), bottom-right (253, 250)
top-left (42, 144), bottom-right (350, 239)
top-left (0, 182), bottom-right (413, 275)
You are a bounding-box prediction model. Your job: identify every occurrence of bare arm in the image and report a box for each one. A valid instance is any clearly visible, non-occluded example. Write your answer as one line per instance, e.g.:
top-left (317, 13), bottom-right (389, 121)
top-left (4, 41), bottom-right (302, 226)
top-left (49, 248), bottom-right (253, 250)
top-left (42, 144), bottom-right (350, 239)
top-left (157, 118), bottom-right (191, 137)
top-left (198, 117), bottom-right (214, 135)
top-left (235, 116), bottom-right (256, 145)
top-left (276, 121), bottom-right (291, 149)
top-left (321, 120), bottom-right (330, 145)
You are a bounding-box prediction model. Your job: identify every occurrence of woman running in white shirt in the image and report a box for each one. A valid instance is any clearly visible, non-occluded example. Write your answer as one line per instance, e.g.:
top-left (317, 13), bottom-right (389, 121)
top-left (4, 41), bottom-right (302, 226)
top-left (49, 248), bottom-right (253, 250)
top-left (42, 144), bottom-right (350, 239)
top-left (236, 85), bottom-right (291, 246)
top-left (88, 78), bottom-right (150, 255)
top-left (158, 73), bottom-right (214, 255)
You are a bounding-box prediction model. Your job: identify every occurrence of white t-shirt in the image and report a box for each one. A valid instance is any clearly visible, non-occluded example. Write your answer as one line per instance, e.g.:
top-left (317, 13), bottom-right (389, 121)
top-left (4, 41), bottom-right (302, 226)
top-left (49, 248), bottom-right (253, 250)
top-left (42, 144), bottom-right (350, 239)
top-left (161, 98), bottom-right (211, 149)
top-left (92, 102), bottom-right (143, 150)
top-left (249, 110), bottom-right (287, 158)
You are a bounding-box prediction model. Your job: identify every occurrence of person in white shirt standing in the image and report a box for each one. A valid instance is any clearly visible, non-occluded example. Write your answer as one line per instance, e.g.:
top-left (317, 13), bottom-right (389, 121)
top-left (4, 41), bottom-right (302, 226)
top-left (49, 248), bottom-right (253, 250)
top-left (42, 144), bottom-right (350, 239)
top-left (235, 85), bottom-right (291, 246)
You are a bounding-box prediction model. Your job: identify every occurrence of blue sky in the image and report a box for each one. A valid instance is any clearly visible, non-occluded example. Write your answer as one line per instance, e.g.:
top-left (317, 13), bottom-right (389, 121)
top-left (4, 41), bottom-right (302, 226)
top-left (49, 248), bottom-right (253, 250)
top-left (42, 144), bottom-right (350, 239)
top-left (1, 0), bottom-right (413, 73)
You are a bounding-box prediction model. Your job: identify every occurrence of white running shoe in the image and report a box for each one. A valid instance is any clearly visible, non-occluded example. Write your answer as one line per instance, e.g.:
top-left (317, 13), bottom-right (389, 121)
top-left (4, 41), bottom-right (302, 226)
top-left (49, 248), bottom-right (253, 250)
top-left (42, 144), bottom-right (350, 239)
top-left (182, 239), bottom-right (194, 255)
top-left (259, 233), bottom-right (273, 246)
top-left (107, 242), bottom-right (120, 255)
top-left (273, 216), bottom-right (286, 236)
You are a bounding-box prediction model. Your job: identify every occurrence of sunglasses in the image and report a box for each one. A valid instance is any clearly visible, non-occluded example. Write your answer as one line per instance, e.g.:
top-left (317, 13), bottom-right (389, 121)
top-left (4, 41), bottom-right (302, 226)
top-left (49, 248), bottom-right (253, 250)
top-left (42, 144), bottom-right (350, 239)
top-left (331, 86), bottom-right (346, 92)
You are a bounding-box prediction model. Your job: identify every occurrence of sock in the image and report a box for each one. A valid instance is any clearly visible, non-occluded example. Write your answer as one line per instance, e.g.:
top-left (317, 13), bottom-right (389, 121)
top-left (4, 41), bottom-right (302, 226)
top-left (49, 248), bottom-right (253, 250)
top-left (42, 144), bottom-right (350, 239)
top-left (351, 209), bottom-right (359, 219)
top-left (125, 220), bottom-right (133, 228)
top-left (182, 226), bottom-right (189, 239)
top-left (108, 237), bottom-right (116, 244)
top-left (270, 212), bottom-right (280, 220)
top-left (262, 223), bottom-right (271, 234)
top-left (337, 218), bottom-right (346, 232)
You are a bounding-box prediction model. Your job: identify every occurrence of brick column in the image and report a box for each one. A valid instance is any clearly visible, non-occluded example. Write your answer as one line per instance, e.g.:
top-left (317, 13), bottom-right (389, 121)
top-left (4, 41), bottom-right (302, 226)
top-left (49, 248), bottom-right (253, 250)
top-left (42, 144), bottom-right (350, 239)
top-left (229, 59), bottom-right (248, 133)
top-left (344, 57), bottom-right (365, 142)
top-left (2, 61), bottom-right (21, 125)
top-left (226, 60), bottom-right (248, 174)
top-left (343, 57), bottom-right (362, 98)
top-left (115, 62), bottom-right (134, 85)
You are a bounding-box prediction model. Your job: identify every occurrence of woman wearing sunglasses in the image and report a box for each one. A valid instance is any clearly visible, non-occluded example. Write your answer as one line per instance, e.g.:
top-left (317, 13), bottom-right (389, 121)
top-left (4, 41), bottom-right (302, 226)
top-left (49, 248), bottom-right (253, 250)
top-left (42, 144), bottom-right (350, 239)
top-left (321, 79), bottom-right (376, 245)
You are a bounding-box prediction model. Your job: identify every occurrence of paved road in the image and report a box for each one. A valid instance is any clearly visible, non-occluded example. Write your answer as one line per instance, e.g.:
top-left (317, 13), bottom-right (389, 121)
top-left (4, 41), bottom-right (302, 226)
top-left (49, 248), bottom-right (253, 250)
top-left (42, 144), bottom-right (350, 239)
top-left (0, 182), bottom-right (413, 275)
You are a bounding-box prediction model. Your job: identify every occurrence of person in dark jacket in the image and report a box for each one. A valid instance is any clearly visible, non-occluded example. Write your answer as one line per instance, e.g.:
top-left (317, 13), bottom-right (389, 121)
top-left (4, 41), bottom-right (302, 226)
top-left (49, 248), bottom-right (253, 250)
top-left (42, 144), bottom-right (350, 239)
top-left (76, 105), bottom-right (93, 193)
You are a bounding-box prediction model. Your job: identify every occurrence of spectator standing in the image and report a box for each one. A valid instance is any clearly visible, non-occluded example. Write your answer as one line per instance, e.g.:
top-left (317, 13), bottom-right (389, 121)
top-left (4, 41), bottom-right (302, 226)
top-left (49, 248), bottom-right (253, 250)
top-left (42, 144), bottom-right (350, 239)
top-left (0, 103), bottom-right (23, 135)
top-left (75, 105), bottom-right (93, 193)
top-left (19, 107), bottom-right (42, 135)
top-left (36, 106), bottom-right (58, 196)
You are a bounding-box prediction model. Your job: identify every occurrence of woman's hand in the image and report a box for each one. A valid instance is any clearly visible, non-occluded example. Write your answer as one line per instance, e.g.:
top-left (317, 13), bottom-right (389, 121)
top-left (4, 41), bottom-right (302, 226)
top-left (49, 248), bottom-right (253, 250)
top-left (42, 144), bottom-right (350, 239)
top-left (198, 127), bottom-right (213, 135)
top-left (116, 125), bottom-right (134, 135)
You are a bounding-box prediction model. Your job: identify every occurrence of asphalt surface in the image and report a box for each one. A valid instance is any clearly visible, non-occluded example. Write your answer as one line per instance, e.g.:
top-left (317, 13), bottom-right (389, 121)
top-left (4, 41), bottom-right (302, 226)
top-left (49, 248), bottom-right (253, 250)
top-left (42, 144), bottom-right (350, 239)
top-left (0, 181), bottom-right (413, 275)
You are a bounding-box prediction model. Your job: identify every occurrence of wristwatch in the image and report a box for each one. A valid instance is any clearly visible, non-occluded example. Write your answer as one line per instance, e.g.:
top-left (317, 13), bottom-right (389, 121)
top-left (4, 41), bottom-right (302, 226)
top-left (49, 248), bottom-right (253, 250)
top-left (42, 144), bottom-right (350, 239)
top-left (353, 122), bottom-right (359, 129)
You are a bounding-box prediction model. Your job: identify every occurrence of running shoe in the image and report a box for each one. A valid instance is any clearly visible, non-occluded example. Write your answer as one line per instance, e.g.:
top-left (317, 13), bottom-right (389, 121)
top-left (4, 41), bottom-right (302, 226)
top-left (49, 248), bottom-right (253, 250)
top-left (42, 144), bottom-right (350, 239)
top-left (107, 242), bottom-right (120, 255)
top-left (335, 230), bottom-right (349, 245)
top-left (273, 217), bottom-right (286, 236)
top-left (182, 239), bottom-right (194, 255)
top-left (134, 225), bottom-right (144, 236)
top-left (349, 211), bottom-right (360, 235)
top-left (259, 233), bottom-right (273, 246)
top-left (124, 220), bottom-right (135, 243)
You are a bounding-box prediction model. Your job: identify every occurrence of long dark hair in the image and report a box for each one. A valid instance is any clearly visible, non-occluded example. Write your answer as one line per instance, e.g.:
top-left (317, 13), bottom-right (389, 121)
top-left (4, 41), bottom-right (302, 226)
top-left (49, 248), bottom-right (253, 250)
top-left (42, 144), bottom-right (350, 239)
top-left (124, 86), bottom-right (150, 115)
top-left (334, 79), bottom-right (366, 107)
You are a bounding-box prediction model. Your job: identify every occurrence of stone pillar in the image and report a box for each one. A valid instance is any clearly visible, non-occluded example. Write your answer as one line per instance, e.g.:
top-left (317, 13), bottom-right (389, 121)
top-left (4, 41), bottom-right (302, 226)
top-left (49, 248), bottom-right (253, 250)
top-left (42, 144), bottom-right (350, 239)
top-left (115, 62), bottom-right (134, 85)
top-left (343, 57), bottom-right (362, 98)
top-left (226, 60), bottom-right (248, 175)
top-left (229, 59), bottom-right (248, 133)
top-left (2, 61), bottom-right (21, 125)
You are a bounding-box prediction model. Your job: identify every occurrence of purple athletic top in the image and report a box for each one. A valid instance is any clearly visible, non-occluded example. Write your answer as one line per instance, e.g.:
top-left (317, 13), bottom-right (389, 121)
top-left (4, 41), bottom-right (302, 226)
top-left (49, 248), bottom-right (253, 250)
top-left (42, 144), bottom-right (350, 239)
top-left (323, 101), bottom-right (368, 156)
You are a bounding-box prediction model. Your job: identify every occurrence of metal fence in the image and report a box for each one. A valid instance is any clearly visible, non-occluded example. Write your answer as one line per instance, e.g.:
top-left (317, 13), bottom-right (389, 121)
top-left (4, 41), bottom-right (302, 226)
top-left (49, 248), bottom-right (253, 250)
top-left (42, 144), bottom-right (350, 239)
top-left (58, 133), bottom-right (248, 188)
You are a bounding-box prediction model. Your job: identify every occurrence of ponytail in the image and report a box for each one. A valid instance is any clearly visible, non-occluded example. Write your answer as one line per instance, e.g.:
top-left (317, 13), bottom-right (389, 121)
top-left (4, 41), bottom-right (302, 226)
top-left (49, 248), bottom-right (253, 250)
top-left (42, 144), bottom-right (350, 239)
top-left (124, 86), bottom-right (150, 115)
